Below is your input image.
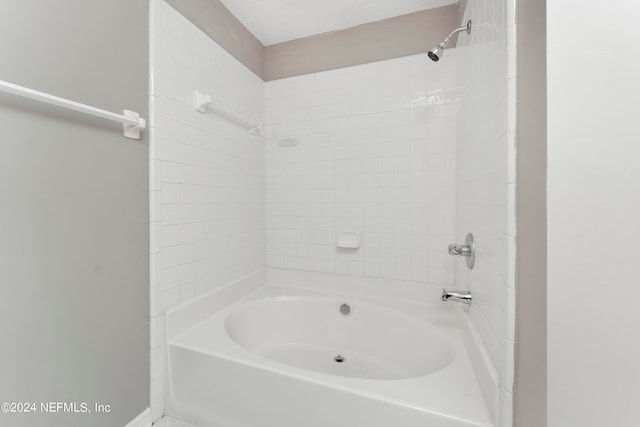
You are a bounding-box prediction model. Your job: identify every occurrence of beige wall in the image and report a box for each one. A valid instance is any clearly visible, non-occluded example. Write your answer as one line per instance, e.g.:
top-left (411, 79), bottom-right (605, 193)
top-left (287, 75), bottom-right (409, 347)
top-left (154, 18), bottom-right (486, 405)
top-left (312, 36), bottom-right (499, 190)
top-left (0, 1), bottom-right (150, 426)
top-left (166, 1), bottom-right (459, 82)
top-left (165, 0), bottom-right (265, 78)
top-left (263, 5), bottom-right (458, 81)
top-left (515, 0), bottom-right (547, 426)
top-left (457, 0), bottom-right (469, 25)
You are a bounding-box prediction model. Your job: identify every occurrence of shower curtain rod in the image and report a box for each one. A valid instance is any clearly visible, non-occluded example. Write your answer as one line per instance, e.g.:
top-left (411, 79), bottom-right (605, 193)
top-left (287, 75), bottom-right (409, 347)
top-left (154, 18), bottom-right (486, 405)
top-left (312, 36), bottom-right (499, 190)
top-left (0, 79), bottom-right (146, 140)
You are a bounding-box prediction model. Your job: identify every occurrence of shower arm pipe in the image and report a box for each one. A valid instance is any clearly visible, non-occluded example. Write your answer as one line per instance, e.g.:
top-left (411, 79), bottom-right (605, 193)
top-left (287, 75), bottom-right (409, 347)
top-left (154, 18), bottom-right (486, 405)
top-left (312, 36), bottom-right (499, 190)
top-left (441, 20), bottom-right (472, 47)
top-left (0, 78), bottom-right (146, 139)
top-left (193, 89), bottom-right (262, 135)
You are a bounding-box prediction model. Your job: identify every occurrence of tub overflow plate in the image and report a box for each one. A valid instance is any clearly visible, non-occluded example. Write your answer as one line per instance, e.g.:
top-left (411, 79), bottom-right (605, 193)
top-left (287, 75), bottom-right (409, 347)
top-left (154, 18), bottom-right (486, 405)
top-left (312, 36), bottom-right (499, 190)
top-left (334, 354), bottom-right (345, 363)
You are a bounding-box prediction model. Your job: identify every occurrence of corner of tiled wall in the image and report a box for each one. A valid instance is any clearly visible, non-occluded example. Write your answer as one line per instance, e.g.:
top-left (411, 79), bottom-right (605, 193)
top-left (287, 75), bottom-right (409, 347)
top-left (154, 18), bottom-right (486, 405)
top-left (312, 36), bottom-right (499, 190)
top-left (149, 0), bottom-right (164, 421)
top-left (455, 0), bottom-right (517, 425)
top-left (149, 0), bottom-right (266, 421)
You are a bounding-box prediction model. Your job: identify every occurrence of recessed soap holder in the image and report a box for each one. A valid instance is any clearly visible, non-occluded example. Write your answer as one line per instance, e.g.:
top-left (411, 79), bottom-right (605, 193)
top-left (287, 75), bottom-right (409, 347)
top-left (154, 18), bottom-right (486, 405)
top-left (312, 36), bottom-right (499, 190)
top-left (336, 231), bottom-right (360, 249)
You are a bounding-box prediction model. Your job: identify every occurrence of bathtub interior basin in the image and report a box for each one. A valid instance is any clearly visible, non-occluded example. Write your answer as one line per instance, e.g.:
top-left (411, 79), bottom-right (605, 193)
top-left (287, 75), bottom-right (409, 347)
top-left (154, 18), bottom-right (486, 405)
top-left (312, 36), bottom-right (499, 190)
top-left (224, 296), bottom-right (455, 380)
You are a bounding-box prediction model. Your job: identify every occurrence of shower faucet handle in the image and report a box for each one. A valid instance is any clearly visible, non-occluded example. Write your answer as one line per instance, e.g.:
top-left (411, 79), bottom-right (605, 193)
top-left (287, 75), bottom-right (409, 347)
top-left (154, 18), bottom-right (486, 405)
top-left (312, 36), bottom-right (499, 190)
top-left (448, 243), bottom-right (471, 257)
top-left (447, 233), bottom-right (475, 269)
top-left (447, 243), bottom-right (459, 255)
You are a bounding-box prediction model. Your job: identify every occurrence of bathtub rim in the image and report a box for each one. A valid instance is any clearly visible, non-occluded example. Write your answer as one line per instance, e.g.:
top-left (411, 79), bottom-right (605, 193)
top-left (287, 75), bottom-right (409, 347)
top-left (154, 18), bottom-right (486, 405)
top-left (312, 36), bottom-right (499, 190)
top-left (164, 267), bottom-right (500, 424)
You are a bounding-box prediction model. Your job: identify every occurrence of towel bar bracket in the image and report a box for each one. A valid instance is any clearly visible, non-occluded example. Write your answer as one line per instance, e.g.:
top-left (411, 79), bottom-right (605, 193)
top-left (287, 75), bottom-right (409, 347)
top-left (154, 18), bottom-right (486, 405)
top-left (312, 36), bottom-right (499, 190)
top-left (122, 110), bottom-right (146, 140)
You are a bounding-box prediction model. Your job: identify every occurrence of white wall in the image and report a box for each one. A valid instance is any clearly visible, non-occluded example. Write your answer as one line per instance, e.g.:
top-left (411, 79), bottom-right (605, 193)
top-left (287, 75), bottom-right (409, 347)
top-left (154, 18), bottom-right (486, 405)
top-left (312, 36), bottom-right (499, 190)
top-left (456, 0), bottom-right (516, 425)
top-left (547, 1), bottom-right (640, 426)
top-left (265, 54), bottom-right (458, 283)
top-left (149, 0), bottom-right (265, 420)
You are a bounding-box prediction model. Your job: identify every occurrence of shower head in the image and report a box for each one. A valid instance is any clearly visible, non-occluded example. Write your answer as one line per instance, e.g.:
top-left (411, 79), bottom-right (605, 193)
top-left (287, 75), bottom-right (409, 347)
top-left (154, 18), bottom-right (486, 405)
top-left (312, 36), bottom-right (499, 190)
top-left (428, 43), bottom-right (446, 62)
top-left (428, 20), bottom-right (472, 62)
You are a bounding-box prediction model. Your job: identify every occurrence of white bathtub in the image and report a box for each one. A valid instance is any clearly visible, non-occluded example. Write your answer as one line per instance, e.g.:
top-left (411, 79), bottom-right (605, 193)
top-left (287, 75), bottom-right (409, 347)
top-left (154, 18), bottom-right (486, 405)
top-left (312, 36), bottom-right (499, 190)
top-left (165, 269), bottom-right (495, 427)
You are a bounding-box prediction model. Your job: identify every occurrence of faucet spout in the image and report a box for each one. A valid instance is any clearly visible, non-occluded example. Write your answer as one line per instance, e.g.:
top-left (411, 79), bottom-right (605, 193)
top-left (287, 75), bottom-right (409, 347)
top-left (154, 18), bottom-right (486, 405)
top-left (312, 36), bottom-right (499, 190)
top-left (441, 289), bottom-right (472, 305)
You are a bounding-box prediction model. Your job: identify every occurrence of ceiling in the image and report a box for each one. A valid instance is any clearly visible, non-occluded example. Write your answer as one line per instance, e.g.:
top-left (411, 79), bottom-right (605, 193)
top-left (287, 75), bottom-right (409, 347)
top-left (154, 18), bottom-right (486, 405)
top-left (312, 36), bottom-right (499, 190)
top-left (219, 0), bottom-right (458, 46)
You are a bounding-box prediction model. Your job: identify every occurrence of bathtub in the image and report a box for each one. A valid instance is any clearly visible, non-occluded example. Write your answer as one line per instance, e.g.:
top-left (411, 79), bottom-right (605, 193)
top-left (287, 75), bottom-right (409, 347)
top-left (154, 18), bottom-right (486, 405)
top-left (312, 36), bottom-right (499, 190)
top-left (165, 269), bottom-right (495, 427)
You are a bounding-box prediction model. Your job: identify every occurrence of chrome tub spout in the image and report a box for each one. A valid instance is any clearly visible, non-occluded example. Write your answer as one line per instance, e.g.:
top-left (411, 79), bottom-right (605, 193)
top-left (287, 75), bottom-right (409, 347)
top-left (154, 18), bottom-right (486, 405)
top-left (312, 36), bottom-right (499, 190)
top-left (441, 289), bottom-right (472, 305)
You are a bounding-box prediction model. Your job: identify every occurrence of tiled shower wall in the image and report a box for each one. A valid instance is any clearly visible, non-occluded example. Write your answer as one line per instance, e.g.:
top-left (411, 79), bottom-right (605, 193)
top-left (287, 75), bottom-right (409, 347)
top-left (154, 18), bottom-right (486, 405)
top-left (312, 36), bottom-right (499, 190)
top-left (149, 0), bottom-right (265, 420)
top-left (455, 0), bottom-right (517, 425)
top-left (265, 54), bottom-right (459, 283)
top-left (149, 0), bottom-right (516, 424)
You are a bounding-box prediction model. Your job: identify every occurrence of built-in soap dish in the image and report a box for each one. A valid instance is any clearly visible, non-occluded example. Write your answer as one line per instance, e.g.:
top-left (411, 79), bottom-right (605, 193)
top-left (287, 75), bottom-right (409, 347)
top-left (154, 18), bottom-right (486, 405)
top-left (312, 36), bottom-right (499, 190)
top-left (336, 231), bottom-right (360, 249)
top-left (278, 138), bottom-right (299, 148)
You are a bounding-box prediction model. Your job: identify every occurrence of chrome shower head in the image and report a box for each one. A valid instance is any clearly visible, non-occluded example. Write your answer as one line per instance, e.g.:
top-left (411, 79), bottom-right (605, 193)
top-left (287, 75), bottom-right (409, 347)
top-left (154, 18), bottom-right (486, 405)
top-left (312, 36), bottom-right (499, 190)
top-left (428, 42), bottom-right (447, 62)
top-left (427, 20), bottom-right (472, 62)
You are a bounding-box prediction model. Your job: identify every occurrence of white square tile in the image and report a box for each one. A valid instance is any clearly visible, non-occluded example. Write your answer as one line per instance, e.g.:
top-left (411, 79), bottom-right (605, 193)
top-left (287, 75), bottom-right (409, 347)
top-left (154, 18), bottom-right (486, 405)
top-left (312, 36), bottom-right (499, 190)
top-left (149, 315), bottom-right (164, 349)
top-left (150, 346), bottom-right (162, 381)
top-left (150, 377), bottom-right (163, 422)
top-left (161, 287), bottom-right (180, 312)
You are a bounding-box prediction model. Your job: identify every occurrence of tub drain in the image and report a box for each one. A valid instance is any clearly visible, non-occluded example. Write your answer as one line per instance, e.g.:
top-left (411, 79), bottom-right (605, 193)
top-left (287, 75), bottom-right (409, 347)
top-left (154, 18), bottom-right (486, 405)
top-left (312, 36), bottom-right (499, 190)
top-left (334, 354), bottom-right (345, 363)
